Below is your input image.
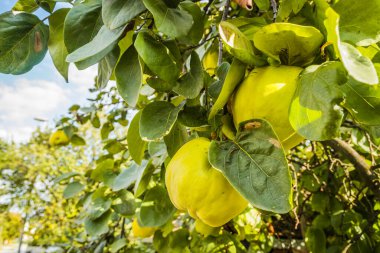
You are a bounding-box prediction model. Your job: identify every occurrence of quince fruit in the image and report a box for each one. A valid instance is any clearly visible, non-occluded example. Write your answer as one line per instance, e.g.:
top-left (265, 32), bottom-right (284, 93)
top-left (165, 138), bottom-right (248, 227)
top-left (231, 66), bottom-right (304, 150)
top-left (49, 130), bottom-right (69, 146)
top-left (132, 219), bottom-right (156, 238)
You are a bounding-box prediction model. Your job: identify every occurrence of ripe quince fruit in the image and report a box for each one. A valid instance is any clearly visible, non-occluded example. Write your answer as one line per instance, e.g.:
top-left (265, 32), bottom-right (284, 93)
top-left (231, 66), bottom-right (304, 150)
top-left (132, 219), bottom-right (156, 238)
top-left (165, 138), bottom-right (248, 227)
top-left (49, 130), bottom-right (69, 146)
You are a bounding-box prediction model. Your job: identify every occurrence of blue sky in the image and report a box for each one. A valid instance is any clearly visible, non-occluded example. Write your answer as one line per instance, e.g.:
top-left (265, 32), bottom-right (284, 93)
top-left (0, 1), bottom-right (97, 142)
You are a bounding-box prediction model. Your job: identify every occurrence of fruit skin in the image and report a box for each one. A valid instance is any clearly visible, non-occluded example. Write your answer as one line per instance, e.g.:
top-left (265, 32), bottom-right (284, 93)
top-left (49, 130), bottom-right (69, 146)
top-left (132, 219), bottom-right (156, 238)
top-left (165, 138), bottom-right (248, 227)
top-left (231, 66), bottom-right (304, 150)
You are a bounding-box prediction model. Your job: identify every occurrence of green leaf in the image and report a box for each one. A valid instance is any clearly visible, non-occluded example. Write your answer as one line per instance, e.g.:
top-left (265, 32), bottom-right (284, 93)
top-left (63, 181), bottom-right (84, 199)
top-left (178, 106), bottom-right (208, 127)
top-left (111, 164), bottom-right (140, 191)
top-left (311, 192), bottom-right (329, 213)
top-left (135, 31), bottom-right (180, 82)
top-left (13, 0), bottom-right (38, 13)
top-left (208, 58), bottom-right (246, 120)
top-left (66, 25), bottom-right (124, 69)
top-left (142, 0), bottom-right (193, 38)
top-left (178, 1), bottom-right (204, 45)
top-left (340, 78), bottom-right (380, 126)
top-left (173, 52), bottom-right (204, 99)
top-left (97, 46), bottom-right (120, 89)
top-left (253, 23), bottom-right (324, 66)
top-left (334, 0), bottom-right (380, 47)
top-left (109, 238), bottom-right (127, 253)
top-left (91, 159), bottom-right (115, 182)
top-left (289, 62), bottom-right (346, 141)
top-left (87, 197), bottom-right (112, 220)
top-left (140, 101), bottom-right (184, 141)
top-left (253, 0), bottom-right (269, 11)
top-left (104, 140), bottom-right (124, 154)
top-left (133, 160), bottom-right (155, 197)
top-left (127, 111), bottom-right (147, 165)
top-left (101, 122), bottom-right (114, 140)
top-left (164, 122), bottom-right (189, 157)
top-left (324, 7), bottom-right (378, 85)
top-left (277, 0), bottom-right (307, 21)
top-left (153, 229), bottom-right (190, 253)
top-left (209, 119), bottom-right (292, 213)
top-left (116, 46), bottom-right (143, 107)
top-left (102, 0), bottom-right (146, 30)
top-left (225, 17), bottom-right (267, 39)
top-left (54, 172), bottom-right (80, 184)
top-left (339, 42), bottom-right (378, 85)
top-left (305, 227), bottom-right (326, 253)
top-left (138, 185), bottom-right (176, 227)
top-left (147, 77), bottom-right (175, 92)
top-left (84, 210), bottom-right (111, 237)
top-left (0, 12), bottom-right (49, 74)
top-left (112, 191), bottom-right (136, 216)
top-left (48, 8), bottom-right (70, 82)
top-left (64, 0), bottom-right (103, 68)
top-left (219, 21), bottom-right (265, 66)
top-left (70, 134), bottom-right (86, 146)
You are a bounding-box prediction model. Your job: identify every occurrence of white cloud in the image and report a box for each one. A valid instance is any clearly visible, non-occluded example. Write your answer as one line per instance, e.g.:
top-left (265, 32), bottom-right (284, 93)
top-left (0, 79), bottom-right (70, 142)
top-left (0, 65), bottom-right (99, 143)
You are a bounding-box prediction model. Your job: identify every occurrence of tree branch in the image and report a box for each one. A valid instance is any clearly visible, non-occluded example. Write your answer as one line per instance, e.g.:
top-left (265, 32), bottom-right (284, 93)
top-left (270, 0), bottom-right (278, 21)
top-left (323, 138), bottom-right (380, 199)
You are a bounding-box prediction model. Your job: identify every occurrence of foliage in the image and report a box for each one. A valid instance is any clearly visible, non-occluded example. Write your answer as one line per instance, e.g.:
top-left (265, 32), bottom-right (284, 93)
top-left (1, 0), bottom-right (380, 252)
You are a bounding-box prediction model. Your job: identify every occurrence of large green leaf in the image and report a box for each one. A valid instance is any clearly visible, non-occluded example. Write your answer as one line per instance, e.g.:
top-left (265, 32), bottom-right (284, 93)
top-left (178, 1), bottom-right (204, 45)
top-left (208, 58), bottom-right (246, 120)
top-left (324, 7), bottom-right (378, 85)
top-left (135, 31), bottom-right (180, 82)
top-left (109, 239), bottom-right (127, 253)
top-left (87, 197), bottom-right (112, 220)
top-left (173, 52), bottom-right (204, 99)
top-left (253, 23), bottom-right (324, 66)
top-left (305, 227), bottom-right (326, 253)
top-left (340, 78), bottom-right (380, 126)
top-left (339, 42), bottom-right (378, 85)
top-left (84, 210), bottom-right (111, 237)
top-left (139, 101), bottom-right (184, 141)
top-left (66, 25), bottom-right (124, 69)
top-left (96, 46), bottom-right (120, 89)
top-left (63, 181), bottom-right (84, 199)
top-left (0, 12), bottom-right (49, 74)
top-left (142, 0), bottom-right (193, 38)
top-left (133, 160), bottom-right (155, 197)
top-left (111, 165), bottom-right (140, 191)
top-left (334, 0), bottom-right (380, 47)
top-left (164, 122), bottom-right (189, 157)
top-left (289, 62), bottom-right (346, 141)
top-left (219, 21), bottom-right (266, 66)
top-left (277, 0), bottom-right (307, 21)
top-left (127, 111), bottom-right (147, 165)
top-left (254, 0), bottom-right (270, 11)
top-left (102, 0), bottom-right (146, 30)
top-left (12, 0), bottom-right (38, 13)
top-left (209, 119), bottom-right (292, 213)
top-left (64, 0), bottom-right (103, 67)
top-left (226, 17), bottom-right (267, 39)
top-left (116, 46), bottom-right (143, 107)
top-left (48, 8), bottom-right (70, 82)
top-left (138, 185), bottom-right (176, 227)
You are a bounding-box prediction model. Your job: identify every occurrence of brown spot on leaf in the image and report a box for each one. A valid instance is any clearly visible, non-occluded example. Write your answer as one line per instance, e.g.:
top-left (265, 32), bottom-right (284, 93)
top-left (34, 31), bottom-right (43, 53)
top-left (244, 121), bottom-right (261, 130)
top-left (269, 138), bottom-right (281, 149)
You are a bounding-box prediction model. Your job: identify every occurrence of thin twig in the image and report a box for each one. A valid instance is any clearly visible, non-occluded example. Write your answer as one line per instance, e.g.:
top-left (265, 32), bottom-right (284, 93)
top-left (270, 0), bottom-right (278, 21)
top-left (323, 138), bottom-right (380, 199)
top-left (218, 0), bottom-right (231, 65)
